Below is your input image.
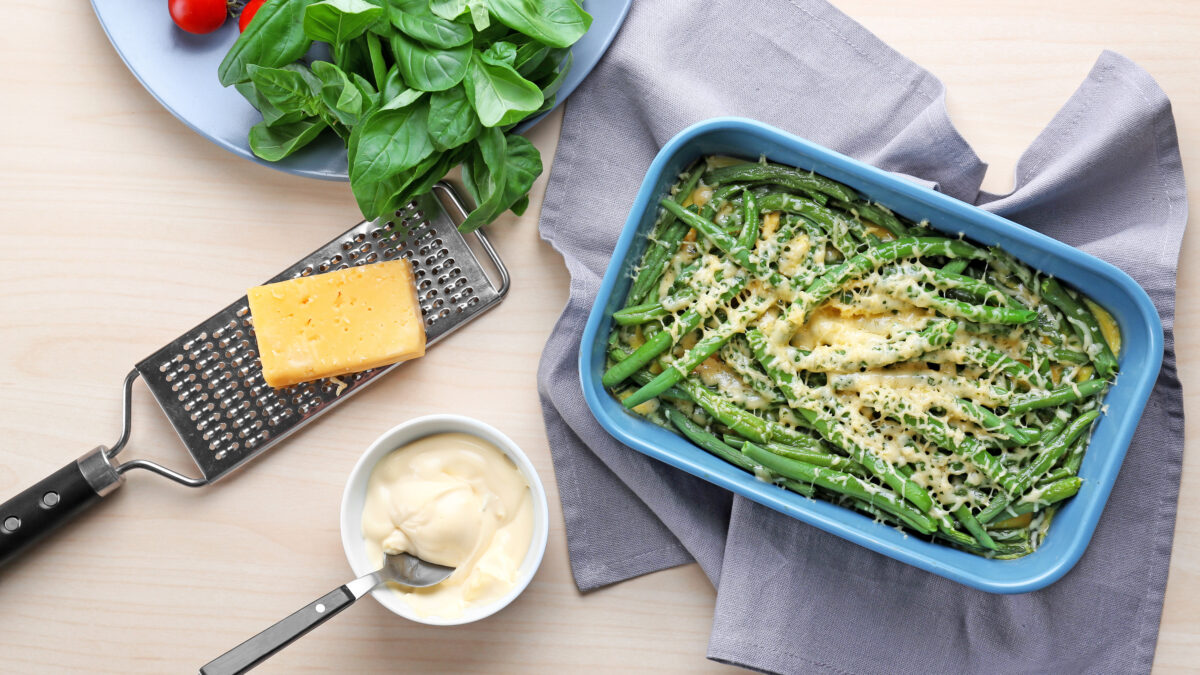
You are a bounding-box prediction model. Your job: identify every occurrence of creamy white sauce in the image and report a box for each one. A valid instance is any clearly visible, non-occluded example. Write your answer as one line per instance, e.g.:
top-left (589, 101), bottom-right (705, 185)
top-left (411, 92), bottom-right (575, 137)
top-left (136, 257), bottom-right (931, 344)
top-left (362, 433), bottom-right (533, 619)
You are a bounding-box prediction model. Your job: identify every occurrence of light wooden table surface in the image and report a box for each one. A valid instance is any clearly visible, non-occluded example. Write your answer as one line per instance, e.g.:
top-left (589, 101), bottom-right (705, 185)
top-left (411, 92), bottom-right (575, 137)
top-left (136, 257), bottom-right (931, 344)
top-left (1, 1), bottom-right (1196, 672)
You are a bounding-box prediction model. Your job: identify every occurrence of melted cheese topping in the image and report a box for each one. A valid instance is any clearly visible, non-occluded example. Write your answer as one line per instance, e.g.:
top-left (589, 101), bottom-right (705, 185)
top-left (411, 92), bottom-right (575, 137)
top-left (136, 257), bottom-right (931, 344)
top-left (611, 156), bottom-right (1121, 528)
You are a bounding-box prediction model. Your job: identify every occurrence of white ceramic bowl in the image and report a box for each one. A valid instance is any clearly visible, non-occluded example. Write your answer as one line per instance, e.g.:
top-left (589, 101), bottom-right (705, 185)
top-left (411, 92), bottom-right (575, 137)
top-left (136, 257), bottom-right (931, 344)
top-left (339, 414), bottom-right (550, 626)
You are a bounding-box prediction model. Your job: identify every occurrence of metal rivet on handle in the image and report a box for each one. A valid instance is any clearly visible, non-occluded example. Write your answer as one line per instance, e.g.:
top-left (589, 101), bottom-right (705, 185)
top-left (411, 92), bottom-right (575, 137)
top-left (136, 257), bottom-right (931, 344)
top-left (2, 516), bottom-right (19, 533)
top-left (41, 492), bottom-right (59, 508)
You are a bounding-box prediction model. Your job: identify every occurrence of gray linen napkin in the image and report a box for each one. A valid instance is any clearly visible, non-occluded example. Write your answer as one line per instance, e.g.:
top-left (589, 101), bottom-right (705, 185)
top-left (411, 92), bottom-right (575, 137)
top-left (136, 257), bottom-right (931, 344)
top-left (536, 1), bottom-right (1187, 672)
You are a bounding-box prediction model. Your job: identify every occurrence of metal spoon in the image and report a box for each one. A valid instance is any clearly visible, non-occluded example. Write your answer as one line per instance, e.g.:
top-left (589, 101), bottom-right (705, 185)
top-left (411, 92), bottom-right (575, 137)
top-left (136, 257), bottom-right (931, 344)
top-left (200, 552), bottom-right (455, 675)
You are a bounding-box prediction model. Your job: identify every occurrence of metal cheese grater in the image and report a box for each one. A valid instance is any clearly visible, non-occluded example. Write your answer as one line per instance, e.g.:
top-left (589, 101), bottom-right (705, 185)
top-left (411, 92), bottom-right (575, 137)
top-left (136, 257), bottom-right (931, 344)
top-left (0, 183), bottom-right (508, 565)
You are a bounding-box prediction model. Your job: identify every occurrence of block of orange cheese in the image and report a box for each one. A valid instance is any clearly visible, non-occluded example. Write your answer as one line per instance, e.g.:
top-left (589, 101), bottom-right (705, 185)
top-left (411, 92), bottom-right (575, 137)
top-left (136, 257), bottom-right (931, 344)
top-left (247, 260), bottom-right (426, 388)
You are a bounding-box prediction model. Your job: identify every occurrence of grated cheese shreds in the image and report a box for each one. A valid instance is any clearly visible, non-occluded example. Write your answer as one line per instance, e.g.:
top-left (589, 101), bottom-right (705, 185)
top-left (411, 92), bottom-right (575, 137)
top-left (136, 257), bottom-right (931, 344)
top-left (606, 157), bottom-right (1120, 557)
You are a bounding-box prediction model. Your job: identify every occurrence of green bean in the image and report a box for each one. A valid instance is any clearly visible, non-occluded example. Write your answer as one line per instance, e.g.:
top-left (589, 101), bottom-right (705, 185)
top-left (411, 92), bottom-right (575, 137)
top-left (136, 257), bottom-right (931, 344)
top-left (623, 294), bottom-right (770, 408)
top-left (608, 349), bottom-right (692, 402)
top-left (955, 399), bottom-right (1038, 447)
top-left (887, 279), bottom-right (1038, 324)
top-left (890, 264), bottom-right (1017, 308)
top-left (1038, 467), bottom-right (1075, 485)
top-left (1051, 347), bottom-right (1089, 364)
top-left (601, 276), bottom-right (747, 387)
top-left (941, 259), bottom-right (969, 275)
top-left (718, 338), bottom-right (785, 404)
top-left (830, 199), bottom-right (908, 237)
top-left (988, 477), bottom-right (1083, 522)
top-left (673, 378), bottom-right (772, 444)
top-left (1040, 278), bottom-right (1119, 377)
top-left (978, 412), bottom-right (1099, 523)
top-left (954, 345), bottom-right (1047, 388)
top-left (1036, 412), bottom-right (1070, 444)
top-left (736, 189), bottom-right (760, 251)
top-left (664, 405), bottom-right (758, 472)
top-left (869, 396), bottom-right (1021, 496)
top-left (705, 162), bottom-right (857, 202)
top-left (1008, 379), bottom-right (1107, 414)
top-left (612, 297), bottom-right (684, 325)
top-left (746, 329), bottom-right (935, 513)
top-left (953, 505), bottom-right (998, 550)
top-left (756, 193), bottom-right (862, 252)
top-left (987, 527), bottom-right (1031, 543)
top-left (724, 435), bottom-right (865, 475)
top-left (660, 200), bottom-right (774, 279)
top-left (1064, 434), bottom-right (1089, 473)
top-left (780, 237), bottom-right (985, 331)
top-left (742, 443), bottom-right (937, 533)
top-left (625, 164), bottom-right (705, 306)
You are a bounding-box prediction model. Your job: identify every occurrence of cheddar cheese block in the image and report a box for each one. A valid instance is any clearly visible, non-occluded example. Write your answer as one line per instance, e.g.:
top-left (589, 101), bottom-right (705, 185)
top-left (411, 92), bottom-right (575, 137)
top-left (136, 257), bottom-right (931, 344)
top-left (247, 260), bottom-right (426, 388)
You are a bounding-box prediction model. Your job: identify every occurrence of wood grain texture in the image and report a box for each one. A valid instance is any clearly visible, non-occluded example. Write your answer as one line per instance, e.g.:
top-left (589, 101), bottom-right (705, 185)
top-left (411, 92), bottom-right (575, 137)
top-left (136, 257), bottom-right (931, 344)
top-left (0, 1), bottom-right (1195, 672)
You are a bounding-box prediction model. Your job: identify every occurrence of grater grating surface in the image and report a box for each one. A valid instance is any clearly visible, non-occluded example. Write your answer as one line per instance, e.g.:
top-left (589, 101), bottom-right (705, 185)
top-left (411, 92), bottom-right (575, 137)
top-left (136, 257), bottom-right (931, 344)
top-left (132, 185), bottom-right (507, 483)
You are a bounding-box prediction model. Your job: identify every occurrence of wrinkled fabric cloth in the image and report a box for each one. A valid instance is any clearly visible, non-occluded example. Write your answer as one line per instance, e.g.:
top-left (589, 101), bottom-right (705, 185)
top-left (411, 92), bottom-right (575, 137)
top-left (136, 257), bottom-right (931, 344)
top-left (535, 1), bottom-right (1187, 672)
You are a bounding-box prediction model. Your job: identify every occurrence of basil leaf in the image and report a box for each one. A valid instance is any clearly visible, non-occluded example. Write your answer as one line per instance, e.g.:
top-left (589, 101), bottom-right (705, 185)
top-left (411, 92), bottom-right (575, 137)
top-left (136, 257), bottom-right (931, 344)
top-left (311, 61), bottom-right (364, 126)
top-left (472, 20), bottom-right (514, 47)
top-left (509, 194), bottom-right (530, 216)
top-left (219, 0), bottom-right (319, 86)
top-left (459, 126), bottom-right (508, 231)
top-left (480, 41), bottom-right (517, 68)
top-left (459, 130), bottom-right (541, 231)
top-left (378, 64), bottom-right (407, 102)
top-left (389, 32), bottom-right (471, 92)
top-left (247, 64), bottom-right (321, 116)
top-left (349, 98), bottom-right (436, 216)
top-left (467, 0), bottom-right (490, 31)
top-left (377, 146), bottom-right (468, 217)
top-left (523, 46), bottom-right (567, 83)
top-left (514, 41), bottom-right (550, 76)
top-left (380, 87), bottom-right (425, 110)
top-left (428, 0), bottom-right (467, 21)
top-left (249, 117), bottom-right (328, 161)
top-left (366, 31), bottom-right (388, 89)
top-left (497, 134), bottom-right (542, 209)
top-left (236, 81), bottom-right (307, 127)
top-left (463, 51), bottom-right (543, 127)
top-left (428, 85), bottom-right (481, 151)
top-left (303, 0), bottom-right (383, 45)
top-left (351, 72), bottom-right (381, 109)
top-left (485, 0), bottom-right (590, 48)
top-left (384, 0), bottom-right (472, 48)
top-left (539, 51), bottom-right (572, 100)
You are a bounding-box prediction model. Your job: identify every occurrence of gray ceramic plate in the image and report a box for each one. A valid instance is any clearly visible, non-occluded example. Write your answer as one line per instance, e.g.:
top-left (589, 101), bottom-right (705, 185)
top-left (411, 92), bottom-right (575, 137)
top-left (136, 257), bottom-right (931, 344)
top-left (91, 0), bottom-right (631, 180)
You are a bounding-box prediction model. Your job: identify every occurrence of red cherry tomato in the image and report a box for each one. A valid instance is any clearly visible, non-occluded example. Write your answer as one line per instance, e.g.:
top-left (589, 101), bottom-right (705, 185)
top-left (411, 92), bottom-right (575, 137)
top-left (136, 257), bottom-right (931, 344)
top-left (239, 0), bottom-right (266, 32)
top-left (169, 0), bottom-right (227, 34)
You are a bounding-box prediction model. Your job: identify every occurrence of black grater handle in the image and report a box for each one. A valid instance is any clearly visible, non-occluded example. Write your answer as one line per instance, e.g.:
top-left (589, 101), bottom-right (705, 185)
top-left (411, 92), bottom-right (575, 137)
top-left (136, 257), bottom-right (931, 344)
top-left (0, 448), bottom-right (124, 567)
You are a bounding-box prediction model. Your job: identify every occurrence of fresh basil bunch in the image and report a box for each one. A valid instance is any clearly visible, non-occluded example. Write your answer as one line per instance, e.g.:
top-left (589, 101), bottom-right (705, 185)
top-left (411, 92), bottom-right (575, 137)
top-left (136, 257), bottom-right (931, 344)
top-left (218, 0), bottom-right (591, 231)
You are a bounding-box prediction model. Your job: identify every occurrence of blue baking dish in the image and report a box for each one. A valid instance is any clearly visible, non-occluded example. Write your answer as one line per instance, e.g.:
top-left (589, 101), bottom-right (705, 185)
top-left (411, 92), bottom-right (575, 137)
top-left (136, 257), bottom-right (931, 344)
top-left (578, 117), bottom-right (1164, 593)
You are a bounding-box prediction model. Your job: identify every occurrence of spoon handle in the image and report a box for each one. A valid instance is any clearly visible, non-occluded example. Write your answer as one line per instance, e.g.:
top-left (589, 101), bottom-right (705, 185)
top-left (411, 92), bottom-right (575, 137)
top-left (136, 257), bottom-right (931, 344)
top-left (200, 585), bottom-right (357, 675)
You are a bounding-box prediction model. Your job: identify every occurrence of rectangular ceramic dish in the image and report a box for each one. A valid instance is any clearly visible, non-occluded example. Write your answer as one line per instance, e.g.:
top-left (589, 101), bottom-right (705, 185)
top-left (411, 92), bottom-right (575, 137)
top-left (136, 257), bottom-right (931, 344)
top-left (578, 117), bottom-right (1164, 593)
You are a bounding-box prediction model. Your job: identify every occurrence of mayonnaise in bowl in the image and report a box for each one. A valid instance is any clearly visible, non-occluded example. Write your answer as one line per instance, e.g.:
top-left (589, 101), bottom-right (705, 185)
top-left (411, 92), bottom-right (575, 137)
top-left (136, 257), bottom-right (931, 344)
top-left (362, 433), bottom-right (534, 618)
top-left (341, 415), bottom-right (549, 626)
